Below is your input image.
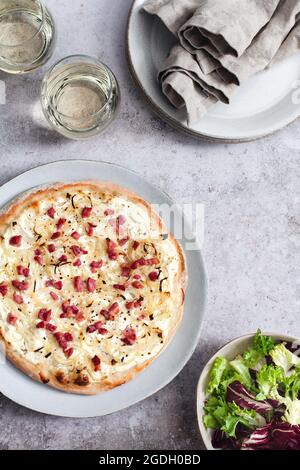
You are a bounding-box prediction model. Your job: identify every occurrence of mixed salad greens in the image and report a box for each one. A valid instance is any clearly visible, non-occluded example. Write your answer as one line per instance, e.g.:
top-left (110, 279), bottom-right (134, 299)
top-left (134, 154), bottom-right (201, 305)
top-left (203, 330), bottom-right (300, 450)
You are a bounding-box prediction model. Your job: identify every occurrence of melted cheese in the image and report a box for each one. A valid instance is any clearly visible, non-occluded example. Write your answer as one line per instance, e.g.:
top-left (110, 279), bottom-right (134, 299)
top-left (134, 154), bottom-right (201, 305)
top-left (0, 187), bottom-right (183, 387)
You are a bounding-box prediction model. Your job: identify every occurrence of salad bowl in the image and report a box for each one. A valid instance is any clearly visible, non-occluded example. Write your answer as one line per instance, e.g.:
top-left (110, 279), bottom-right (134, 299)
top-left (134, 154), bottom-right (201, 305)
top-left (197, 332), bottom-right (300, 450)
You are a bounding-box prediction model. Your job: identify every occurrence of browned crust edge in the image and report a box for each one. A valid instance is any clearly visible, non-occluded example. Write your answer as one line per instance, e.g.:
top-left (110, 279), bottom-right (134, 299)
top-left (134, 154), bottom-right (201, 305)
top-left (0, 181), bottom-right (187, 395)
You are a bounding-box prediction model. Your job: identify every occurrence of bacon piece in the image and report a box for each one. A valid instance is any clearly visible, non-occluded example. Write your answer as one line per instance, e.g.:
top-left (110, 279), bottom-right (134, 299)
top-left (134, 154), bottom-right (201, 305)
top-left (64, 332), bottom-right (73, 342)
top-left (130, 257), bottom-right (159, 270)
top-left (12, 280), bottom-right (29, 291)
top-left (46, 207), bottom-right (55, 218)
top-left (36, 321), bottom-right (45, 329)
top-left (17, 265), bottom-right (30, 277)
top-left (76, 311), bottom-right (85, 322)
top-left (13, 293), bottom-right (24, 304)
top-left (86, 223), bottom-right (96, 237)
top-left (149, 271), bottom-right (159, 281)
top-left (54, 281), bottom-right (63, 290)
top-left (64, 347), bottom-right (74, 358)
top-left (119, 236), bottom-right (129, 247)
top-left (0, 283), bottom-right (8, 297)
top-left (46, 323), bottom-right (57, 332)
top-left (60, 304), bottom-right (79, 318)
top-left (106, 238), bottom-right (118, 260)
top-left (90, 260), bottom-right (103, 273)
top-left (9, 235), bottom-right (22, 247)
top-left (109, 302), bottom-right (120, 317)
top-left (82, 207), bottom-right (92, 218)
top-left (137, 313), bottom-right (145, 321)
top-left (104, 208), bottom-right (114, 216)
top-left (92, 355), bottom-right (101, 372)
top-left (54, 332), bottom-right (68, 350)
top-left (38, 308), bottom-right (52, 322)
top-left (47, 244), bottom-right (56, 253)
top-left (51, 231), bottom-right (61, 240)
top-left (34, 255), bottom-right (43, 265)
top-left (116, 215), bottom-right (126, 226)
top-left (125, 299), bottom-right (142, 310)
top-left (71, 245), bottom-right (87, 256)
top-left (73, 258), bottom-right (81, 267)
top-left (7, 313), bottom-right (17, 325)
top-left (113, 284), bottom-right (126, 291)
top-left (100, 301), bottom-right (120, 321)
top-left (132, 241), bottom-right (140, 250)
top-left (45, 280), bottom-right (62, 290)
top-left (61, 301), bottom-right (79, 315)
top-left (87, 324), bottom-right (97, 333)
top-left (87, 277), bottom-right (96, 293)
top-left (94, 321), bottom-right (107, 333)
top-left (50, 291), bottom-right (59, 301)
top-left (121, 327), bottom-right (137, 346)
top-left (34, 249), bottom-right (43, 256)
top-left (71, 231), bottom-right (81, 240)
top-left (133, 274), bottom-right (141, 280)
top-left (132, 281), bottom-right (143, 289)
top-left (100, 309), bottom-right (110, 321)
top-left (74, 276), bottom-right (85, 292)
top-left (56, 218), bottom-right (66, 230)
top-left (121, 266), bottom-right (131, 277)
top-left (87, 322), bottom-right (107, 335)
top-left (58, 254), bottom-right (68, 262)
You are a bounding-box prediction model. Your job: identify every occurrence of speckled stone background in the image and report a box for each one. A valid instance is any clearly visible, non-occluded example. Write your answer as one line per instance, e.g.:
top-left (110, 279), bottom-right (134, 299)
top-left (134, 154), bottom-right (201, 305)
top-left (0, 0), bottom-right (299, 450)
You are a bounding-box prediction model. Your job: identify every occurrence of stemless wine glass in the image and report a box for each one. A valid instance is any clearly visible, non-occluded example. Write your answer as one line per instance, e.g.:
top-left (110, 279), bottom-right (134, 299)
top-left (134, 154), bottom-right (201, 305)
top-left (41, 55), bottom-right (120, 139)
top-left (0, 0), bottom-right (55, 73)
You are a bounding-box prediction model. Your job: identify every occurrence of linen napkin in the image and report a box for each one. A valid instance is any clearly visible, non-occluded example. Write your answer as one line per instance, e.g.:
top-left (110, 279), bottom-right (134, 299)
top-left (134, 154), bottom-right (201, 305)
top-left (143, 0), bottom-right (300, 124)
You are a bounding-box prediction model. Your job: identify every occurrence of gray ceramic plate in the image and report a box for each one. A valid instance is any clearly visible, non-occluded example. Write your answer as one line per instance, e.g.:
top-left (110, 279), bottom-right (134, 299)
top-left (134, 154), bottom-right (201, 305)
top-left (127, 0), bottom-right (300, 142)
top-left (0, 160), bottom-right (207, 417)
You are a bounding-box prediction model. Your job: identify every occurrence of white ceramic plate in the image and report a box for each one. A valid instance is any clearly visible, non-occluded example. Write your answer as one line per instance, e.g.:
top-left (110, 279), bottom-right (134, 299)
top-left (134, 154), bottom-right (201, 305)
top-left (0, 159), bottom-right (207, 417)
top-left (127, 0), bottom-right (300, 142)
top-left (196, 332), bottom-right (300, 450)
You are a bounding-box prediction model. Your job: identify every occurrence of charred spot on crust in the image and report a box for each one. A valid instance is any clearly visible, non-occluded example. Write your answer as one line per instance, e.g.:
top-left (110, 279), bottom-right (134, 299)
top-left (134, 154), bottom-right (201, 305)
top-left (39, 372), bottom-right (49, 384)
top-left (74, 374), bottom-right (90, 386)
top-left (56, 371), bottom-right (65, 383)
top-left (181, 288), bottom-right (185, 304)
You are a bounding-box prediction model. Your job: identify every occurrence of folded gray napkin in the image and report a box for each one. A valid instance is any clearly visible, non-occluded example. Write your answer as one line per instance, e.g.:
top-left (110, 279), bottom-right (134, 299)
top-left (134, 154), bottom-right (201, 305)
top-left (144, 0), bottom-right (300, 124)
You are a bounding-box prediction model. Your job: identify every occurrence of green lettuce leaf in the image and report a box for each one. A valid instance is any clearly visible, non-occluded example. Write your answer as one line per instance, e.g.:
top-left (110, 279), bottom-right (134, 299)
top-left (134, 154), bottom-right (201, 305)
top-left (203, 395), bottom-right (266, 437)
top-left (253, 329), bottom-right (275, 356)
top-left (206, 357), bottom-right (229, 395)
top-left (282, 370), bottom-right (300, 401)
top-left (229, 356), bottom-right (252, 389)
top-left (270, 344), bottom-right (300, 375)
top-left (256, 364), bottom-right (283, 400)
top-left (243, 348), bottom-right (263, 368)
top-left (283, 398), bottom-right (300, 425)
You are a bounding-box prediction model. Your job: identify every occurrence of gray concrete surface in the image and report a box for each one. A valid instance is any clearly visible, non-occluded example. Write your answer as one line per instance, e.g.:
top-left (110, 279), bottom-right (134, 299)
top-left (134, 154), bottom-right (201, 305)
top-left (0, 0), bottom-right (299, 450)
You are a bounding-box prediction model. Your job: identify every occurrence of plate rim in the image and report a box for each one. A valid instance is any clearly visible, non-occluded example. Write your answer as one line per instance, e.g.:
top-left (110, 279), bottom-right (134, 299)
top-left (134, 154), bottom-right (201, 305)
top-left (126, 0), bottom-right (300, 143)
top-left (0, 159), bottom-right (208, 418)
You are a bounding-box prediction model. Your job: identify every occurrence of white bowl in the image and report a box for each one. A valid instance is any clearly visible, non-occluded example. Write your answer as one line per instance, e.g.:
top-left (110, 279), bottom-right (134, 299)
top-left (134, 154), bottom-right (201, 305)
top-left (196, 332), bottom-right (300, 450)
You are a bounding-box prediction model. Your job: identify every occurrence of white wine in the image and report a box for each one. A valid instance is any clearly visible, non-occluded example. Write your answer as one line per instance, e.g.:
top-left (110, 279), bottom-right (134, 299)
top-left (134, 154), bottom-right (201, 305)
top-left (41, 56), bottom-right (120, 139)
top-left (0, 0), bottom-right (55, 73)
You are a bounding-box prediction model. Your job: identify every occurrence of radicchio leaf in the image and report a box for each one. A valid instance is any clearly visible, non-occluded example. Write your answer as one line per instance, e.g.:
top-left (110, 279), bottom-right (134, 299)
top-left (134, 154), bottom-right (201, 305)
top-left (212, 429), bottom-right (240, 450)
top-left (241, 423), bottom-right (272, 449)
top-left (271, 422), bottom-right (300, 450)
top-left (227, 381), bottom-right (273, 415)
